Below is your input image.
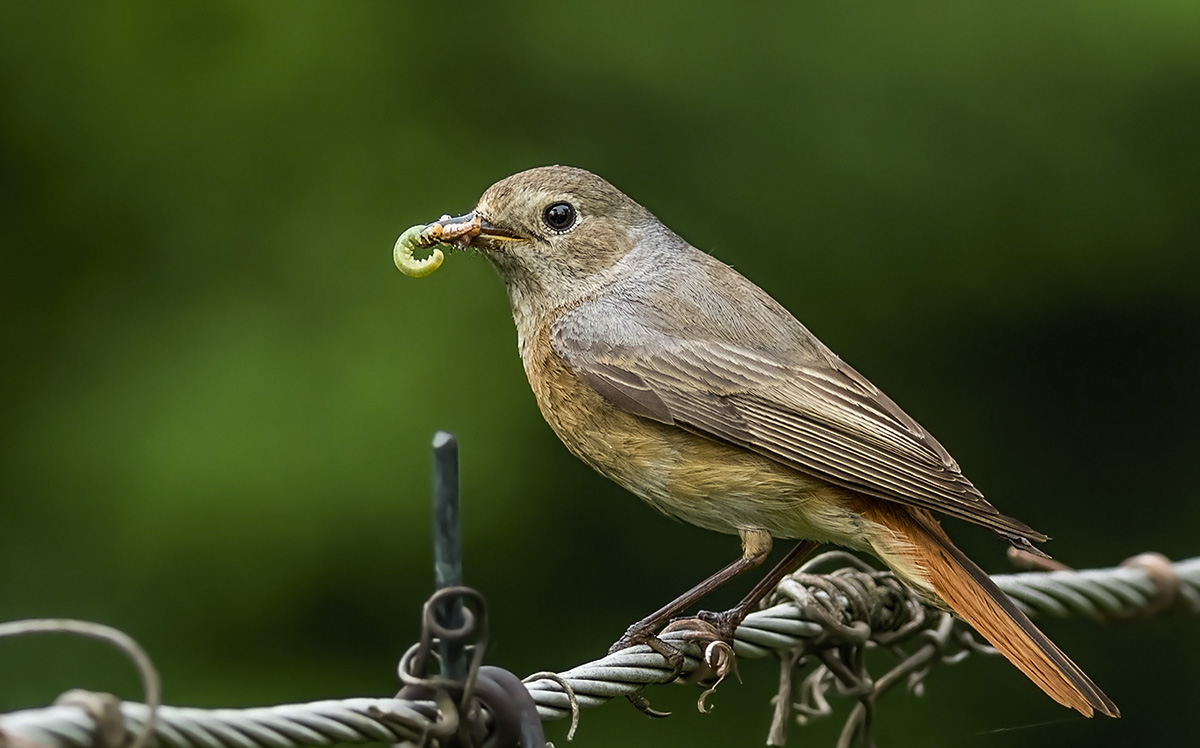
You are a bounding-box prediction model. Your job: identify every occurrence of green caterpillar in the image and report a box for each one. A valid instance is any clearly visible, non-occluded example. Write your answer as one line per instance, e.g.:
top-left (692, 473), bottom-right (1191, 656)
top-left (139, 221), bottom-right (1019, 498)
top-left (393, 224), bottom-right (444, 278)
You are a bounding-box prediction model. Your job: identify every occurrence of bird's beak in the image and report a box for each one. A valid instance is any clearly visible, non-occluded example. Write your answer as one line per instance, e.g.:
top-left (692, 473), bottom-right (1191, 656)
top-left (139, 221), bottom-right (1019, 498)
top-left (423, 211), bottom-right (522, 249)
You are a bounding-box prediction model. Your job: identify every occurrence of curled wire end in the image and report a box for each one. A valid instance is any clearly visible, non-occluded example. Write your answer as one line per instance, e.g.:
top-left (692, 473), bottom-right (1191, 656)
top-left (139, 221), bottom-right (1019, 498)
top-left (696, 641), bottom-right (736, 714)
top-left (394, 224), bottom-right (445, 278)
top-left (524, 671), bottom-right (580, 741)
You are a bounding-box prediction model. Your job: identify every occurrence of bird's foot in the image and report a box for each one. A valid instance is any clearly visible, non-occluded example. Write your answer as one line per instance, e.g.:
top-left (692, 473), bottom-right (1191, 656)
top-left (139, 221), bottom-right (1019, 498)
top-left (609, 616), bottom-right (741, 716)
top-left (693, 608), bottom-right (742, 643)
top-left (659, 616), bottom-right (740, 713)
top-left (608, 621), bottom-right (691, 718)
top-left (609, 622), bottom-right (688, 674)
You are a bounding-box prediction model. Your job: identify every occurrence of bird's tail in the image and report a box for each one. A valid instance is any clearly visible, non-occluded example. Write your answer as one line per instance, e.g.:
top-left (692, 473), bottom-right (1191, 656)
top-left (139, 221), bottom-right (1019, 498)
top-left (859, 503), bottom-right (1119, 718)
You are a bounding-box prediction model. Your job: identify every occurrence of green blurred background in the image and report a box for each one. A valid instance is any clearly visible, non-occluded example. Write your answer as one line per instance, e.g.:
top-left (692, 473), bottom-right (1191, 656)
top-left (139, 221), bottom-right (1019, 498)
top-left (2, 2), bottom-right (1197, 746)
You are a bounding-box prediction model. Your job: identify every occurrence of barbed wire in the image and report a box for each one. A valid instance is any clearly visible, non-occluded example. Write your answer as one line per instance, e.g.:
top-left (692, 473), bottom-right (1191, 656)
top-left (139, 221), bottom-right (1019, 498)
top-left (3, 553), bottom-right (1197, 748)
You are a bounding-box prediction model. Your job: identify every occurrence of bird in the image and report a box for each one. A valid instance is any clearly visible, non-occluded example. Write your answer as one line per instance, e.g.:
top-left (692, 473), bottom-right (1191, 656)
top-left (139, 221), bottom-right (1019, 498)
top-left (414, 164), bottom-right (1118, 718)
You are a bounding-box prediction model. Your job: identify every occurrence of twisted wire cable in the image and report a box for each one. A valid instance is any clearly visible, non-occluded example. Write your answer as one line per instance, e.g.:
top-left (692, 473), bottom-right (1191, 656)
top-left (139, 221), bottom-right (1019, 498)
top-left (3, 554), bottom-right (1196, 748)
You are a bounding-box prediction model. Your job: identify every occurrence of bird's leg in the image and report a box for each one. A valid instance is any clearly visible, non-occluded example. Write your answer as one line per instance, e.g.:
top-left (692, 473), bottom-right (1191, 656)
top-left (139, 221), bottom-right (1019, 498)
top-left (696, 539), bottom-right (821, 641)
top-left (609, 529), bottom-right (777, 659)
top-left (611, 534), bottom-right (819, 718)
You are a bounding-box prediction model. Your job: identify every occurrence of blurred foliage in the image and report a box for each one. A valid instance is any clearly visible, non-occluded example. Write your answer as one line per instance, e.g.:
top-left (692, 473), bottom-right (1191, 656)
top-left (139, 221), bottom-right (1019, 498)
top-left (1, 2), bottom-right (1198, 746)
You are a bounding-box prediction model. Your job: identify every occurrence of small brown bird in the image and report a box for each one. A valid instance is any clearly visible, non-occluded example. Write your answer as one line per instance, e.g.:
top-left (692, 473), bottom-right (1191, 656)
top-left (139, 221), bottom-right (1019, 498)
top-left (419, 165), bottom-right (1117, 717)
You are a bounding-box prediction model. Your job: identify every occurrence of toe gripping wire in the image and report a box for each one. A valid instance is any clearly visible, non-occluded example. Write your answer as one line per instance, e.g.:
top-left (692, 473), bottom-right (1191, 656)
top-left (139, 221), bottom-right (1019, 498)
top-left (385, 587), bottom-right (546, 748)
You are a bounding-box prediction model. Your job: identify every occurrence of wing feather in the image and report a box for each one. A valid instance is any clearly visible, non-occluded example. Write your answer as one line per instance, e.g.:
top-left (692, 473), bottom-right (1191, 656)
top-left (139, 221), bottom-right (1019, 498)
top-left (553, 321), bottom-right (1044, 544)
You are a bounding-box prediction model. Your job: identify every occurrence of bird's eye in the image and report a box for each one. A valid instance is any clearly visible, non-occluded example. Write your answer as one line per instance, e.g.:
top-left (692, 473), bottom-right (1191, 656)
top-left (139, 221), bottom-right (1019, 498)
top-left (542, 201), bottom-right (577, 232)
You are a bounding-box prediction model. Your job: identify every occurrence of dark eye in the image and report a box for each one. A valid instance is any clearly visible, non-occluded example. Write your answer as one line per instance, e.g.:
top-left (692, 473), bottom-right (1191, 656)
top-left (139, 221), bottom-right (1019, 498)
top-left (542, 201), bottom-right (576, 231)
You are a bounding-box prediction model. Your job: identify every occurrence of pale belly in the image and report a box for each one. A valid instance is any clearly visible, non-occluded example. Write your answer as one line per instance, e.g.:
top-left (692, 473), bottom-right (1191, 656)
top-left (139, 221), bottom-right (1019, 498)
top-left (552, 400), bottom-right (875, 551)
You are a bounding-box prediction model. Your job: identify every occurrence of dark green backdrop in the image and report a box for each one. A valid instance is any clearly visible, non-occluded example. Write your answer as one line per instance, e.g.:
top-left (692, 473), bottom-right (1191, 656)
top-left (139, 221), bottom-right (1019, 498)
top-left (2, 2), bottom-right (1197, 746)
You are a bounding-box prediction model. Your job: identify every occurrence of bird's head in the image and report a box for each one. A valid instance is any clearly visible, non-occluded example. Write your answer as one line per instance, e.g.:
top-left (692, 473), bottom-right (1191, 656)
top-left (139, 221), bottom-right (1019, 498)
top-left (424, 166), bottom-right (659, 312)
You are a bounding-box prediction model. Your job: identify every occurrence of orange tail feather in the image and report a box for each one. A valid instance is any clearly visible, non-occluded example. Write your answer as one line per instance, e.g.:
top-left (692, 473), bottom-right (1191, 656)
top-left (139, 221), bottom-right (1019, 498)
top-left (863, 504), bottom-right (1119, 717)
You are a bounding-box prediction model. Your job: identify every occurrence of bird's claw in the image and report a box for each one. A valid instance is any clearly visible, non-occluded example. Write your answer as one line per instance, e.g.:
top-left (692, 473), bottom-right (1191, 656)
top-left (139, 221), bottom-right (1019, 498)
top-left (609, 613), bottom-right (742, 717)
top-left (694, 609), bottom-right (741, 643)
top-left (610, 624), bottom-right (688, 677)
top-left (659, 616), bottom-right (740, 713)
top-left (608, 621), bottom-right (691, 717)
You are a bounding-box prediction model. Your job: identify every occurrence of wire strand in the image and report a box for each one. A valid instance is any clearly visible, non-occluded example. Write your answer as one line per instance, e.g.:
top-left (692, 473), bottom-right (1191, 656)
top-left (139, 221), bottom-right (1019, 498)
top-left (3, 555), bottom-right (1196, 748)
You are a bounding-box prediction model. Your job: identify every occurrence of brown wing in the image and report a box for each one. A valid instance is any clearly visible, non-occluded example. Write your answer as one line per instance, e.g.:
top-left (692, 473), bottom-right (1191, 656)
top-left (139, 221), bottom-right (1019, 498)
top-left (552, 326), bottom-right (1046, 546)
